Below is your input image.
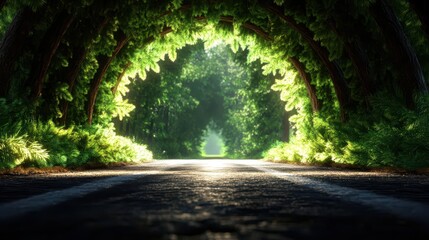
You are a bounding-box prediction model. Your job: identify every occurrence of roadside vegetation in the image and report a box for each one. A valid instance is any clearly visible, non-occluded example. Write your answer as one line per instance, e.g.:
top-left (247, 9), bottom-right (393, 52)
top-left (0, 105), bottom-right (152, 170)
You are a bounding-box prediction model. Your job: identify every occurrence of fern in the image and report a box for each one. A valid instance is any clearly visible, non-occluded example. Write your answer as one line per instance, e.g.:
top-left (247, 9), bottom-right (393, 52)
top-left (0, 133), bottom-right (49, 169)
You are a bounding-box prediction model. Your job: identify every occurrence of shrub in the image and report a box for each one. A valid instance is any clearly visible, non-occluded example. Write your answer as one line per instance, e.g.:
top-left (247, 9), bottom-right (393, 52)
top-left (0, 133), bottom-right (49, 169)
top-left (264, 93), bottom-right (429, 170)
top-left (0, 117), bottom-right (152, 170)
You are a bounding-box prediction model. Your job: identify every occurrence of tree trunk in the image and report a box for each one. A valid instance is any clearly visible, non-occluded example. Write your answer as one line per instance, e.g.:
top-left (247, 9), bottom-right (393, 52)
top-left (86, 29), bottom-right (129, 124)
top-left (408, 0), bottom-right (429, 39)
top-left (289, 57), bottom-right (321, 112)
top-left (281, 111), bottom-right (290, 142)
top-left (371, 0), bottom-right (428, 107)
top-left (263, 3), bottom-right (352, 121)
top-left (0, 7), bottom-right (40, 97)
top-left (63, 17), bottom-right (109, 91)
top-left (28, 10), bottom-right (75, 99)
top-left (58, 47), bottom-right (87, 125)
top-left (112, 61), bottom-right (132, 95)
top-left (59, 17), bottom-right (110, 125)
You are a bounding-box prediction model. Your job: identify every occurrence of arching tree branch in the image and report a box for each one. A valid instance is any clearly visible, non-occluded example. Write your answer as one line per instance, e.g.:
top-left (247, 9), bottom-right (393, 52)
top-left (261, 2), bottom-right (352, 121)
top-left (371, 0), bottom-right (428, 107)
top-left (28, 10), bottom-right (75, 99)
top-left (219, 16), bottom-right (272, 41)
top-left (86, 29), bottom-right (129, 124)
top-left (289, 57), bottom-right (321, 112)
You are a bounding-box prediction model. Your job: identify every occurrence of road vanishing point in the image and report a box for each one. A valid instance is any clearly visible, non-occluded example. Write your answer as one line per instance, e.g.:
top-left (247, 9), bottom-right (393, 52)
top-left (0, 159), bottom-right (429, 240)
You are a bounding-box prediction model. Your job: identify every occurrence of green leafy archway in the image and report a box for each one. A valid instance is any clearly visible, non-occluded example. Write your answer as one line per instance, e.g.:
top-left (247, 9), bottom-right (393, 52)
top-left (1, 0), bottom-right (429, 169)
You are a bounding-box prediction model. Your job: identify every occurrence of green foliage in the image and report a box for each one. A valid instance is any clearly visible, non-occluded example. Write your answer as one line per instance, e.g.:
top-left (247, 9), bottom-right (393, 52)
top-left (0, 100), bottom-right (152, 170)
top-left (31, 121), bottom-right (151, 167)
top-left (220, 56), bottom-right (285, 158)
top-left (265, 92), bottom-right (429, 169)
top-left (116, 42), bottom-right (222, 158)
top-left (116, 41), bottom-right (285, 159)
top-left (0, 133), bottom-right (49, 169)
top-left (2, 0), bottom-right (429, 170)
top-left (0, 3), bottom-right (17, 40)
top-left (340, 94), bottom-right (429, 169)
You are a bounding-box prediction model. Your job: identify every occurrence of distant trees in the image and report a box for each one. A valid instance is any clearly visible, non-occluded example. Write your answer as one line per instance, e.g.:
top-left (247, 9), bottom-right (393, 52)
top-left (115, 42), bottom-right (285, 158)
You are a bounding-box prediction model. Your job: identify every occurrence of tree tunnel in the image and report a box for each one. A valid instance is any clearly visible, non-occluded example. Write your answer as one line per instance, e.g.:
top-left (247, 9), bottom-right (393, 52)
top-left (113, 41), bottom-right (287, 159)
top-left (1, 0), bottom-right (429, 170)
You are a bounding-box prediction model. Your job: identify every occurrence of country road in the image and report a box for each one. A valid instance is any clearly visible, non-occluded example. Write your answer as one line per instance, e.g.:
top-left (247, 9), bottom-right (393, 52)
top-left (1, 159), bottom-right (429, 239)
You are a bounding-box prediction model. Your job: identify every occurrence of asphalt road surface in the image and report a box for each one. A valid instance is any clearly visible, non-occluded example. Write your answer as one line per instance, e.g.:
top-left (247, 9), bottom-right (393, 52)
top-left (1, 159), bottom-right (429, 240)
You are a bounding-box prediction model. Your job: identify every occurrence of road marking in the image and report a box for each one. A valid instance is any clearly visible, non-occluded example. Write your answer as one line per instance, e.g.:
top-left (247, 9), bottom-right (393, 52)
top-left (0, 163), bottom-right (182, 221)
top-left (250, 164), bottom-right (429, 226)
top-left (0, 174), bottom-right (144, 221)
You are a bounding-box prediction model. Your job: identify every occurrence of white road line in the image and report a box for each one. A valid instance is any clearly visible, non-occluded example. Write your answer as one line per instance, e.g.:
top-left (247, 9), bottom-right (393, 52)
top-left (0, 174), bottom-right (144, 221)
top-left (250, 164), bottom-right (429, 226)
top-left (0, 163), bottom-right (182, 221)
